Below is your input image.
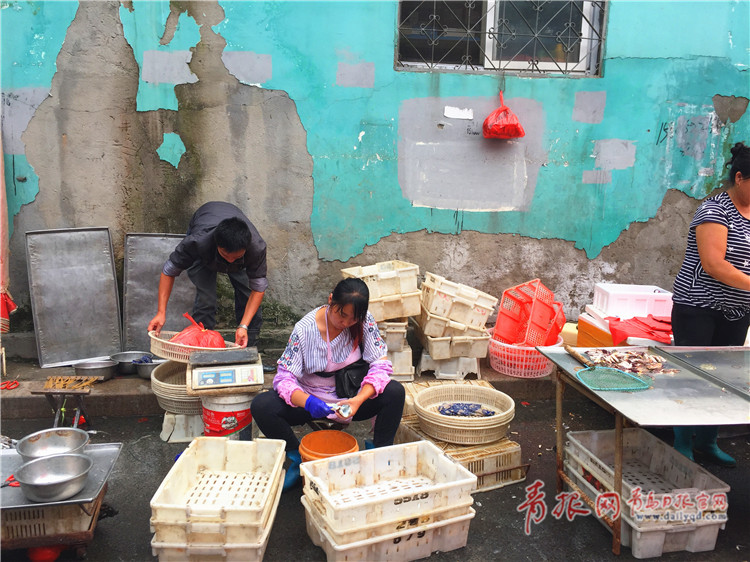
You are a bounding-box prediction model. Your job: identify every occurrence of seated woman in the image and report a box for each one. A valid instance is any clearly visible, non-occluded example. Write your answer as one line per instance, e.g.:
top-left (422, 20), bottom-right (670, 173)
top-left (250, 278), bottom-right (405, 490)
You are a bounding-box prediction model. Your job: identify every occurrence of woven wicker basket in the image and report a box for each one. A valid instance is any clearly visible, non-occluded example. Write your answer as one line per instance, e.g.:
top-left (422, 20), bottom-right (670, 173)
top-left (413, 386), bottom-right (515, 445)
top-left (149, 330), bottom-right (239, 363)
top-left (151, 360), bottom-right (202, 415)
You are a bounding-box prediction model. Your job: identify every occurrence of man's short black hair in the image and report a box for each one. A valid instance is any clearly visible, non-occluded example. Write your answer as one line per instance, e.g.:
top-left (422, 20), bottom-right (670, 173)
top-left (214, 217), bottom-right (251, 252)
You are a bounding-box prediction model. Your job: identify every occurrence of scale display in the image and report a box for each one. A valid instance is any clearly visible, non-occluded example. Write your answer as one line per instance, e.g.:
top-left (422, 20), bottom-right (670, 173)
top-left (189, 361), bottom-right (264, 390)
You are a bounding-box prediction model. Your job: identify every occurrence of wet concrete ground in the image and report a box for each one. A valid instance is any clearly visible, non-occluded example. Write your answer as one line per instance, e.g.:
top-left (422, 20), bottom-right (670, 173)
top-left (1, 399), bottom-right (748, 562)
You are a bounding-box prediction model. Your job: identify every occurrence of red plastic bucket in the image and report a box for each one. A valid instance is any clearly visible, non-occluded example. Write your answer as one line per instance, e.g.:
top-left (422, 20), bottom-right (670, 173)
top-left (200, 394), bottom-right (252, 439)
top-left (299, 430), bottom-right (359, 462)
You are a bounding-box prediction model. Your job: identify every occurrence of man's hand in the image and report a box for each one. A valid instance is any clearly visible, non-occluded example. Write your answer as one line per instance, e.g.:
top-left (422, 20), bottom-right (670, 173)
top-left (235, 327), bottom-right (248, 348)
top-left (148, 312), bottom-right (166, 336)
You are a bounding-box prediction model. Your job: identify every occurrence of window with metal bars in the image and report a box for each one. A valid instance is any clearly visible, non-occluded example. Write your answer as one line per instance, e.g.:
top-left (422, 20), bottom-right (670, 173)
top-left (397, 0), bottom-right (607, 76)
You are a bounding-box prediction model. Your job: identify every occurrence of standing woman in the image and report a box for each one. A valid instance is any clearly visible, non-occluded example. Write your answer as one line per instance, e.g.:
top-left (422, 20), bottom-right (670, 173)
top-left (671, 141), bottom-right (750, 467)
top-left (251, 278), bottom-right (405, 490)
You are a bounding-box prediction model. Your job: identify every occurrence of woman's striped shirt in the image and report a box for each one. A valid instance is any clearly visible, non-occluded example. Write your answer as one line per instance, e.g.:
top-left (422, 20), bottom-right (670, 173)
top-left (672, 191), bottom-right (750, 320)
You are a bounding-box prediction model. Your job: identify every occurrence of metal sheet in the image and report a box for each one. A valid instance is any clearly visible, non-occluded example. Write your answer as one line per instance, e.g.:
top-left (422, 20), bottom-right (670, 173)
top-left (654, 346), bottom-right (750, 400)
top-left (26, 228), bottom-right (122, 367)
top-left (1, 443), bottom-right (122, 509)
top-left (123, 234), bottom-right (196, 351)
top-left (539, 345), bottom-right (750, 427)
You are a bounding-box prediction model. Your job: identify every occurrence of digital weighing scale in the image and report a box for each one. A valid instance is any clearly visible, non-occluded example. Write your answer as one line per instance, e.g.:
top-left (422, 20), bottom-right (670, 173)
top-left (185, 347), bottom-right (265, 396)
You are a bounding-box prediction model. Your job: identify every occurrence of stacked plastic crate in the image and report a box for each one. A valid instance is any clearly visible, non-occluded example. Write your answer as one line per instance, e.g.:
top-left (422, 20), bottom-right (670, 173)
top-left (488, 279), bottom-right (565, 378)
top-left (300, 441), bottom-right (477, 561)
top-left (341, 260), bottom-right (421, 382)
top-left (149, 437), bottom-right (286, 561)
top-left (396, 380), bottom-right (527, 493)
top-left (564, 428), bottom-right (729, 559)
top-left (414, 272), bottom-right (496, 380)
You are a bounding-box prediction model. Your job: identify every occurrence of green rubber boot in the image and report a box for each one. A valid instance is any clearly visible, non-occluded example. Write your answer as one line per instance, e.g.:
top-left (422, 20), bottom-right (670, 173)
top-left (283, 450), bottom-right (302, 491)
top-left (694, 426), bottom-right (736, 467)
top-left (672, 427), bottom-right (694, 461)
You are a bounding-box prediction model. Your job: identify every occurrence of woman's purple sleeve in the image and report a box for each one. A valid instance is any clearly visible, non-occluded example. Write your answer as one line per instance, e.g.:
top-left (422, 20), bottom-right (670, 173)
top-left (362, 359), bottom-right (393, 396)
top-left (273, 366), bottom-right (303, 406)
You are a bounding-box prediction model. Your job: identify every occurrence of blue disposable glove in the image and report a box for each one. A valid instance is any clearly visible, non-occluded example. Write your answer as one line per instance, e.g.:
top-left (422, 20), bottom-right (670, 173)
top-left (304, 395), bottom-right (334, 418)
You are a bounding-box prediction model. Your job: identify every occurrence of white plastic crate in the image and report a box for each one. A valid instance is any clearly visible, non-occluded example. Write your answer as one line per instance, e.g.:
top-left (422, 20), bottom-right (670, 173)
top-left (305, 499), bottom-right (475, 562)
top-left (341, 260), bottom-right (419, 299)
top-left (565, 429), bottom-right (729, 524)
top-left (301, 493), bottom-right (473, 545)
top-left (151, 473), bottom-right (282, 560)
top-left (369, 291), bottom-right (421, 322)
top-left (395, 415), bottom-right (527, 493)
top-left (418, 305), bottom-right (474, 338)
top-left (379, 318), bottom-right (408, 351)
top-left (592, 283), bottom-right (673, 319)
top-left (388, 346), bottom-right (413, 376)
top-left (150, 437), bottom-right (285, 528)
top-left (420, 272), bottom-right (498, 329)
top-left (565, 462), bottom-right (725, 559)
top-left (300, 441), bottom-right (476, 532)
top-left (414, 320), bottom-right (489, 360)
top-left (417, 351), bottom-right (480, 381)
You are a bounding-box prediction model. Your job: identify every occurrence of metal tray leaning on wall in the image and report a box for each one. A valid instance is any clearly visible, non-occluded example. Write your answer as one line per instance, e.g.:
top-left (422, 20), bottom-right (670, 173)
top-left (123, 234), bottom-right (197, 352)
top-left (26, 228), bottom-right (122, 367)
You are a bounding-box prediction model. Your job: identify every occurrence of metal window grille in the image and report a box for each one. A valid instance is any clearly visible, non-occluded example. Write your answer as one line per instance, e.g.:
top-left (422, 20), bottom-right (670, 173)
top-left (397, 0), bottom-right (607, 76)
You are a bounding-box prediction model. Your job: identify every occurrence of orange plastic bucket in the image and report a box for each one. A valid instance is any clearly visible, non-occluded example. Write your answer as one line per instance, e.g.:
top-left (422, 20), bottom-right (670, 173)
top-left (299, 430), bottom-right (359, 462)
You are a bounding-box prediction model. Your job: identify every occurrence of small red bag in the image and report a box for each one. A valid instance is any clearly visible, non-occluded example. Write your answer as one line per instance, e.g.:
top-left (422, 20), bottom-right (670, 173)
top-left (169, 313), bottom-right (226, 348)
top-left (483, 92), bottom-right (525, 139)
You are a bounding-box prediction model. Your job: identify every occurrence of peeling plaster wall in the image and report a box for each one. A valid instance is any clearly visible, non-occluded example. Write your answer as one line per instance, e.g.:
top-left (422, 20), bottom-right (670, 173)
top-left (1, 0), bottom-right (749, 326)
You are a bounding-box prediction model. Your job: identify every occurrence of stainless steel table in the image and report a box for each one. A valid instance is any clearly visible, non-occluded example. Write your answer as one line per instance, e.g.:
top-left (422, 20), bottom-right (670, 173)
top-left (537, 345), bottom-right (750, 555)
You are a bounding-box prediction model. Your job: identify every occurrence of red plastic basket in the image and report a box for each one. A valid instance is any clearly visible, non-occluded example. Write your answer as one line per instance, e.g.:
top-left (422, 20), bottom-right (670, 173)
top-left (488, 335), bottom-right (563, 378)
top-left (493, 280), bottom-right (563, 346)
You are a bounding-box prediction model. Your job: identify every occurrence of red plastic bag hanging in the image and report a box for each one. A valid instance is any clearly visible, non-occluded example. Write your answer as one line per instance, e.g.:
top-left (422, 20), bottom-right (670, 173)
top-left (483, 92), bottom-right (525, 139)
top-left (169, 312), bottom-right (226, 348)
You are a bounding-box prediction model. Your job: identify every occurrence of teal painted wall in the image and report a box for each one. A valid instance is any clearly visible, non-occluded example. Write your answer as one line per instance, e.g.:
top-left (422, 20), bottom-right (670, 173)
top-left (2, 0), bottom-right (748, 258)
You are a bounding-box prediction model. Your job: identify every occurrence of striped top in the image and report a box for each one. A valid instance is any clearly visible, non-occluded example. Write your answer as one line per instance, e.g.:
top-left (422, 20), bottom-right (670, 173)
top-left (277, 306), bottom-right (388, 375)
top-left (672, 191), bottom-right (750, 320)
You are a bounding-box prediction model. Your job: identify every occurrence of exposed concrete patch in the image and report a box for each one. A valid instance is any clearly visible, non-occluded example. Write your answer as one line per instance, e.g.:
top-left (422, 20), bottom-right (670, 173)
top-left (676, 114), bottom-right (713, 161)
top-left (1, 88), bottom-right (50, 154)
top-left (336, 61), bottom-right (375, 88)
top-left (142, 50), bottom-right (198, 84)
top-left (712, 94), bottom-right (749, 124)
top-left (572, 91), bottom-right (606, 124)
top-left (222, 51), bottom-right (272, 84)
top-left (593, 139), bottom-right (636, 170)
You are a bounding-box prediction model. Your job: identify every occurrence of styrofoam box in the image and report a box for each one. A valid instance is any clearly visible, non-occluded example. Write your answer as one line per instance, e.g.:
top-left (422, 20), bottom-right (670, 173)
top-left (417, 351), bottom-right (479, 381)
top-left (301, 493), bottom-right (473, 545)
top-left (421, 272), bottom-right (498, 329)
top-left (378, 318), bottom-right (408, 351)
top-left (369, 291), bottom-right (421, 322)
top-left (396, 415), bottom-right (527, 493)
top-left (150, 437), bottom-right (286, 527)
top-left (565, 429), bottom-right (729, 524)
top-left (565, 462), bottom-right (725, 559)
top-left (593, 283), bottom-right (673, 319)
top-left (305, 499), bottom-right (475, 562)
top-left (151, 472), bottom-right (282, 559)
top-left (341, 260), bottom-right (419, 299)
top-left (300, 441), bottom-right (476, 532)
top-left (388, 346), bottom-right (413, 375)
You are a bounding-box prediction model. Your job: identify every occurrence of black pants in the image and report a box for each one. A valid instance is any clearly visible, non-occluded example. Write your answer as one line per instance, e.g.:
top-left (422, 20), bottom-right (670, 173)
top-left (187, 262), bottom-right (262, 345)
top-left (250, 380), bottom-right (405, 451)
top-left (671, 303), bottom-right (750, 346)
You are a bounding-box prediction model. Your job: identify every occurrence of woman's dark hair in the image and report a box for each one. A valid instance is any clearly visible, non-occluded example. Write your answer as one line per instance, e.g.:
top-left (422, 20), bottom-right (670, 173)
top-left (214, 218), bottom-right (250, 252)
top-left (727, 142), bottom-right (750, 183)
top-left (330, 277), bottom-right (370, 341)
